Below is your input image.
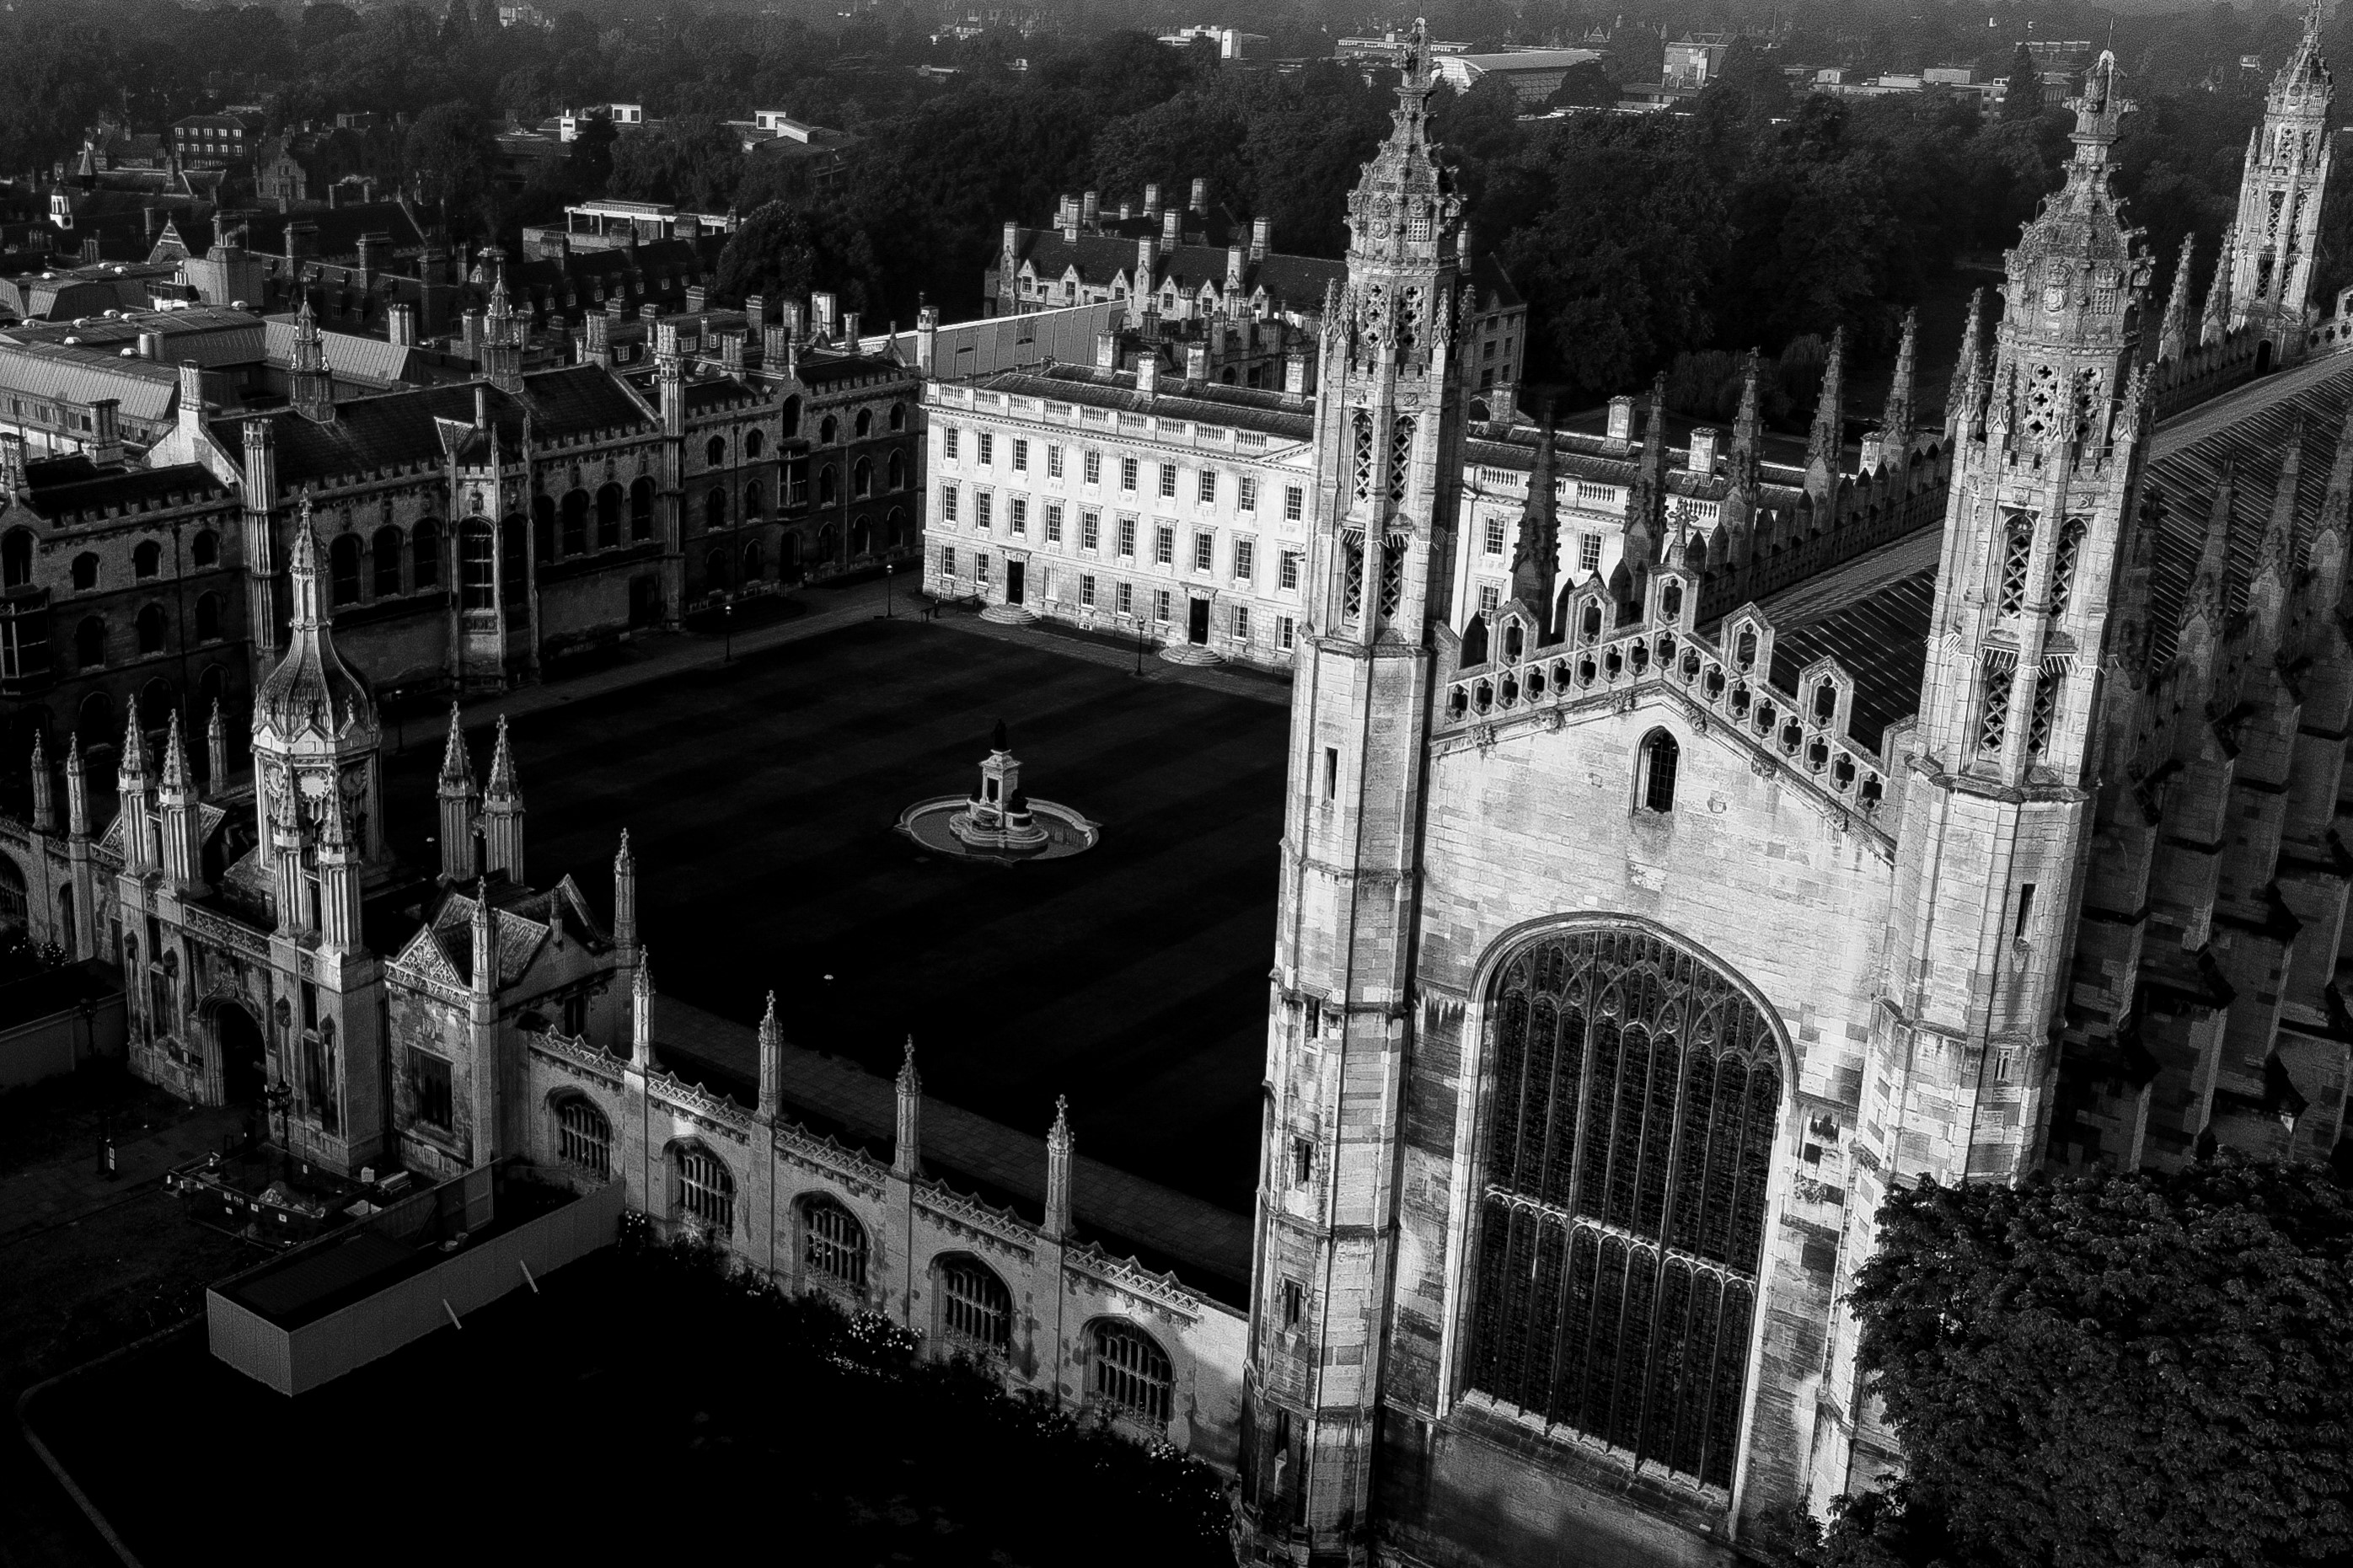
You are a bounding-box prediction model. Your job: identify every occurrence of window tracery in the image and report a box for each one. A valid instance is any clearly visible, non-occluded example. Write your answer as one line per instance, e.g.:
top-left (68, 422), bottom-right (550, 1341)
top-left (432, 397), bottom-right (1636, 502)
top-left (1997, 520), bottom-right (2034, 616)
top-left (1466, 927), bottom-right (1781, 1489)
top-left (2048, 519), bottom-right (2086, 619)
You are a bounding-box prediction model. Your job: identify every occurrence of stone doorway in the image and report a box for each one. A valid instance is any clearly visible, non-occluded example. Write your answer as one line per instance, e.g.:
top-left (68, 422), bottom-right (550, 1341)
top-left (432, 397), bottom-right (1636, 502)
top-left (215, 1002), bottom-right (266, 1106)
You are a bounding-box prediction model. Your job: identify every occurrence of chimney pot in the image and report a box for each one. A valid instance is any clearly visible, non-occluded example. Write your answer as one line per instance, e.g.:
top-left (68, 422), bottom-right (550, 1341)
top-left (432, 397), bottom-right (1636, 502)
top-left (1094, 330), bottom-right (1118, 370)
top-left (1161, 209), bottom-right (1181, 246)
top-left (1135, 355), bottom-right (1158, 398)
top-left (1189, 177), bottom-right (1208, 215)
top-left (1606, 395), bottom-right (1635, 443)
top-left (1143, 182), bottom-right (1160, 216)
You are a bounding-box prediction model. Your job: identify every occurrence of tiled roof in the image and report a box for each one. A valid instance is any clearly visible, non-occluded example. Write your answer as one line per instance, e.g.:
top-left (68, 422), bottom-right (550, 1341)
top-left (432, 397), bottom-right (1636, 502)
top-left (2141, 352), bottom-right (2353, 666)
top-left (212, 365), bottom-right (654, 486)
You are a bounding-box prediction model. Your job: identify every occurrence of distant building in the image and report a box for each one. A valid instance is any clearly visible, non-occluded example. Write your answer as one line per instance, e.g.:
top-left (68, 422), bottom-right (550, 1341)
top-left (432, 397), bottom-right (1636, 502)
top-left (1432, 47), bottom-right (1604, 101)
top-left (252, 125), bottom-right (400, 208)
top-left (1663, 32), bottom-right (1730, 88)
top-left (523, 201), bottom-right (737, 259)
top-left (170, 111), bottom-right (265, 172)
top-left (737, 115), bottom-right (861, 190)
top-left (557, 104), bottom-right (648, 142)
top-left (1158, 25), bottom-right (1268, 59)
top-left (984, 180), bottom-right (1528, 407)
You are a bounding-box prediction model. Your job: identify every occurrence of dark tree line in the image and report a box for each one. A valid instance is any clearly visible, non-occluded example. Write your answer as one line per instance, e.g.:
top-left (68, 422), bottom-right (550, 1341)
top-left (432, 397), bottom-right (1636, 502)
top-left (1810, 1159), bottom-right (2353, 1568)
top-left (0, 0), bottom-right (2334, 408)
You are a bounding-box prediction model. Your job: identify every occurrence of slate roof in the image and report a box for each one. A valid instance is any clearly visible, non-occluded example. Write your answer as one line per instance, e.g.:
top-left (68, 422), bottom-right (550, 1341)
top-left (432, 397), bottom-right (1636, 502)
top-left (1006, 227), bottom-right (1523, 313)
top-left (0, 341), bottom-right (182, 421)
top-left (19, 458), bottom-right (233, 524)
top-left (683, 373), bottom-right (763, 410)
top-left (238, 201), bottom-right (429, 260)
top-left (971, 361), bottom-right (1314, 442)
top-left (794, 348), bottom-right (913, 388)
top-left (2139, 351), bottom-right (2353, 666)
top-left (2, 306), bottom-right (266, 369)
top-left (212, 365), bottom-right (654, 486)
top-left (1461, 422), bottom-right (1809, 512)
top-left (261, 313), bottom-right (422, 384)
top-left (398, 875), bottom-right (608, 988)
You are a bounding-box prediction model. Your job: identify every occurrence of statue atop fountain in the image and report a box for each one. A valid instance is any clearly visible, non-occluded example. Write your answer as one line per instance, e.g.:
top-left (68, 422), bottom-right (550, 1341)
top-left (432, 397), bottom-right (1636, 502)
top-left (898, 721), bottom-right (1099, 864)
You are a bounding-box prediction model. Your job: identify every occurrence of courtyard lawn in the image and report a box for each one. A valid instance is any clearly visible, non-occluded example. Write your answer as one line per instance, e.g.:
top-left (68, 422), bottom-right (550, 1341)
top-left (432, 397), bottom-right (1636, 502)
top-left (23, 1243), bottom-right (1234, 1568)
top-left (382, 619), bottom-right (1289, 1214)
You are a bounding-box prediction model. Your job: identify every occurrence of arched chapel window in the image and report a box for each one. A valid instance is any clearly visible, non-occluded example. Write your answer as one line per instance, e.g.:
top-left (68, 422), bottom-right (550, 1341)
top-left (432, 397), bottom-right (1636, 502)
top-left (802, 1195), bottom-right (867, 1289)
top-left (1638, 730), bottom-right (1679, 812)
top-left (2048, 519), bottom-right (2087, 620)
top-left (1997, 518), bottom-right (2033, 616)
top-left (672, 1143), bottom-right (733, 1233)
top-left (556, 1096), bottom-right (611, 1178)
top-left (1090, 1319), bottom-right (1172, 1426)
top-left (940, 1256), bottom-right (1012, 1354)
top-left (1466, 927), bottom-right (1782, 1490)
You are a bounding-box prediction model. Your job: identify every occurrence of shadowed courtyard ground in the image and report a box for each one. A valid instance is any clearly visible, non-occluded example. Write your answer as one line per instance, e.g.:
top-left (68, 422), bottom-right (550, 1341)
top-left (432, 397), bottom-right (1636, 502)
top-left (382, 618), bottom-right (1289, 1214)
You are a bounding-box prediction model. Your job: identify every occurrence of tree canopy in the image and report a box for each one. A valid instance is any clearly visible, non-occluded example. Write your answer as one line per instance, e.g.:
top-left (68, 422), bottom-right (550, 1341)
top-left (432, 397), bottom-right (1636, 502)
top-left (1815, 1159), bottom-right (2353, 1568)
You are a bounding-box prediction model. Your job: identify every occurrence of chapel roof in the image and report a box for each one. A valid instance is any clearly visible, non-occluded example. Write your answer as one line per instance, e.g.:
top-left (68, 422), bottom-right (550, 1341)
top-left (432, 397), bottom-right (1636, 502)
top-left (1754, 528), bottom-right (1941, 753)
top-left (2140, 351), bottom-right (2353, 667)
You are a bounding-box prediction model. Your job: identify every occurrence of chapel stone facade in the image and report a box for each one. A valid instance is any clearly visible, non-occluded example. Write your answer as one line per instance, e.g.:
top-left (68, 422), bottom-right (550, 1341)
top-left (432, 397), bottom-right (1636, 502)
top-left (1236, 23), bottom-right (2353, 1568)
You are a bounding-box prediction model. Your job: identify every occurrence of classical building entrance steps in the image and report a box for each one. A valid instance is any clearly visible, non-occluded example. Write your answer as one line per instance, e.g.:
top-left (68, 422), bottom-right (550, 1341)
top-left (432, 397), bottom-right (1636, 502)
top-left (650, 995), bottom-right (1249, 1298)
top-left (978, 602), bottom-right (1038, 625)
top-left (1156, 643), bottom-right (1223, 667)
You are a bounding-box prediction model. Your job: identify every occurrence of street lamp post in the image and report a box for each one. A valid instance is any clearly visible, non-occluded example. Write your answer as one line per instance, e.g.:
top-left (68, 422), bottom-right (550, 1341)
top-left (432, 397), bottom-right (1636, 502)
top-left (723, 597), bottom-right (734, 664)
top-left (885, 562), bottom-right (894, 619)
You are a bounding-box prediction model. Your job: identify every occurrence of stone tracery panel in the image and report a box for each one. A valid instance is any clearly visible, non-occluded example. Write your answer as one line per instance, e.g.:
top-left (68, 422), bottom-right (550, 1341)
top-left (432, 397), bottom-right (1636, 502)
top-left (1465, 924), bottom-right (1781, 1490)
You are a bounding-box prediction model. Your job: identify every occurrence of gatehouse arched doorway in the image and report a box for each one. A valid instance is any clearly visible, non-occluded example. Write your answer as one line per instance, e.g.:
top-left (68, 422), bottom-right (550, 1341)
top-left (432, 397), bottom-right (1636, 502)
top-left (214, 1000), bottom-right (266, 1105)
top-left (1460, 921), bottom-right (1787, 1492)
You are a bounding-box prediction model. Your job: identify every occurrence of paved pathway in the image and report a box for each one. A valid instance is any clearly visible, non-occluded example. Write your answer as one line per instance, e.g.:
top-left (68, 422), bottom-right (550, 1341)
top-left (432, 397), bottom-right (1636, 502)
top-left (925, 604), bottom-right (1294, 708)
top-left (654, 996), bottom-right (1252, 1293)
top-left (427, 576), bottom-right (898, 734)
top-left (0, 1103), bottom-right (246, 1247)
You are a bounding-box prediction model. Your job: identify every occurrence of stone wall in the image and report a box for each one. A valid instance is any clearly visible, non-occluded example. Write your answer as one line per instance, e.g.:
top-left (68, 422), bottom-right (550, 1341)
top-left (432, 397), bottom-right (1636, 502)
top-left (520, 1030), bottom-right (1252, 1471)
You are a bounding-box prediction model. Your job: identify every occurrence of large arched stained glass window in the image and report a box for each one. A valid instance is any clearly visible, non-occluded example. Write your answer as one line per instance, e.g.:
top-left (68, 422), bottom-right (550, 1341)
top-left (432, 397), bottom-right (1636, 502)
top-left (1465, 925), bottom-right (1782, 1490)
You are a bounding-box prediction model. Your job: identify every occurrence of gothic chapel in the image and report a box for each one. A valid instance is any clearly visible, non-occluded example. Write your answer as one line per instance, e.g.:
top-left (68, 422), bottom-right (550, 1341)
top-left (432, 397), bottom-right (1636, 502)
top-left (1241, 22), bottom-right (2353, 1568)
